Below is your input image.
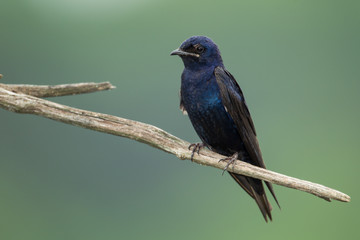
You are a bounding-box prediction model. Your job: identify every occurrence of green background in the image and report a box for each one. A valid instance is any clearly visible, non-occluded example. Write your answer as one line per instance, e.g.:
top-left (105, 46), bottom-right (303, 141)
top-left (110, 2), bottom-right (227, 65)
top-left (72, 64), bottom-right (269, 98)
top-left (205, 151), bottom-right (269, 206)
top-left (0, 0), bottom-right (359, 239)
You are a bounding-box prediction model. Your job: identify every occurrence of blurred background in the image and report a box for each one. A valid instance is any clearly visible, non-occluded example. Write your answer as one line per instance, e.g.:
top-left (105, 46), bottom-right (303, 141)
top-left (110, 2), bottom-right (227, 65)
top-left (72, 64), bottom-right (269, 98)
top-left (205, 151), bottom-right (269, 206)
top-left (0, 0), bottom-right (359, 239)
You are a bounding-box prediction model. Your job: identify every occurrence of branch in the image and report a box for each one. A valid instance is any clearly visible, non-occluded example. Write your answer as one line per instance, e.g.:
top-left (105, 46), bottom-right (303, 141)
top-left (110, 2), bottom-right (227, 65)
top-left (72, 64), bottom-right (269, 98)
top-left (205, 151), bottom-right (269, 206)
top-left (0, 81), bottom-right (350, 203)
top-left (0, 82), bottom-right (115, 98)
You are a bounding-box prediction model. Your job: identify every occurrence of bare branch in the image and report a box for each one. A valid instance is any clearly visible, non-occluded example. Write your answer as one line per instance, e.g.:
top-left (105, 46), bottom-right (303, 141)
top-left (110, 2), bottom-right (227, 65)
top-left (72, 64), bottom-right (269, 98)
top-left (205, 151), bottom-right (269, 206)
top-left (0, 83), bottom-right (351, 203)
top-left (0, 82), bottom-right (115, 98)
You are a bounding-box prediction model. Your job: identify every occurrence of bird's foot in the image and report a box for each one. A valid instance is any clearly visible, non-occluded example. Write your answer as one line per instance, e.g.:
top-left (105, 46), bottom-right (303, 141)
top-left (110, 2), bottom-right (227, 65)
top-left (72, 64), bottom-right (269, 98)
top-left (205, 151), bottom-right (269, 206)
top-left (218, 152), bottom-right (239, 175)
top-left (188, 143), bottom-right (205, 161)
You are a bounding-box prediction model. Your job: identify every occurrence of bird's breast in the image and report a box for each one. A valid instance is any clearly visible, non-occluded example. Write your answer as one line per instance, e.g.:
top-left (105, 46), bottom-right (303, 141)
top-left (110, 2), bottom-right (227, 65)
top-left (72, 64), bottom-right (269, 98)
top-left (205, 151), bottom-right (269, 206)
top-left (181, 75), bottom-right (245, 155)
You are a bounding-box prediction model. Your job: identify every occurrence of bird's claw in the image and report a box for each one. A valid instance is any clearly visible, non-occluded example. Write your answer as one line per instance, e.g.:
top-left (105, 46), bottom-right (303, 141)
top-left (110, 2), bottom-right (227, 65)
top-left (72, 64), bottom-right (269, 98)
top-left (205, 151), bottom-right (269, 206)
top-left (218, 152), bottom-right (239, 175)
top-left (188, 143), bottom-right (205, 161)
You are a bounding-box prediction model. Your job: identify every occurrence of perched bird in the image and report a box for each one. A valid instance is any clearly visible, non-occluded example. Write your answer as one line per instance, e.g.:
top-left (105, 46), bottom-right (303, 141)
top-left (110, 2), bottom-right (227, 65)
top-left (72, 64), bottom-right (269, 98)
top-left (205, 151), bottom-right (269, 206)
top-left (171, 36), bottom-right (279, 222)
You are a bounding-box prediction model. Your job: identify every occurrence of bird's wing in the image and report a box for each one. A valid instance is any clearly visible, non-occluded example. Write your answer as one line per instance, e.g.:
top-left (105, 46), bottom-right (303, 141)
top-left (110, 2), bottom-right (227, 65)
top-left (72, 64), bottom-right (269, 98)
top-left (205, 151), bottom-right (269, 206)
top-left (214, 66), bottom-right (262, 165)
top-left (214, 66), bottom-right (279, 206)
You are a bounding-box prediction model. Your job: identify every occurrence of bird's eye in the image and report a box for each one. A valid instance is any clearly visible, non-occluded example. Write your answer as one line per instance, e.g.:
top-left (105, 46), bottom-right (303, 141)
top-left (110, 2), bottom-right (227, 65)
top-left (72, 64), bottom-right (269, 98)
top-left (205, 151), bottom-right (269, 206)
top-left (196, 46), bottom-right (205, 53)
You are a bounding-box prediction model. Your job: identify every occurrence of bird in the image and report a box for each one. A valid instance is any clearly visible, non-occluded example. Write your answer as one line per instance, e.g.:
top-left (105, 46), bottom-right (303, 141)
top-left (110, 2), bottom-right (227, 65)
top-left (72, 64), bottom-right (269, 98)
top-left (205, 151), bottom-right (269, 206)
top-left (171, 36), bottom-right (280, 222)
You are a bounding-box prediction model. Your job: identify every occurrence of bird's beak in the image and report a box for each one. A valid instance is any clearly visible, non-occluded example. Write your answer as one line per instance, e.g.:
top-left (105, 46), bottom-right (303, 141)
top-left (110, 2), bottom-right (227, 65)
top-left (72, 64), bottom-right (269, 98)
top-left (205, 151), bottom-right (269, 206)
top-left (170, 48), bottom-right (199, 58)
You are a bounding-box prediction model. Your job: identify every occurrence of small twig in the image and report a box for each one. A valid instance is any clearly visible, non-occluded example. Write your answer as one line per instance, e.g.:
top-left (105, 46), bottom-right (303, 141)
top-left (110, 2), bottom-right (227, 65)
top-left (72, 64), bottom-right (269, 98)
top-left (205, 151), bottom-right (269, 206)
top-left (0, 82), bottom-right (351, 203)
top-left (0, 82), bottom-right (115, 98)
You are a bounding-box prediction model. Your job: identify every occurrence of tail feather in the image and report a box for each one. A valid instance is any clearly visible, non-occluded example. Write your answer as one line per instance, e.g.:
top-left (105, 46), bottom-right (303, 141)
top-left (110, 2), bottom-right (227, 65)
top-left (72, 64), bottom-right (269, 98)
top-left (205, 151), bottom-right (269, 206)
top-left (229, 172), bottom-right (276, 222)
top-left (251, 186), bottom-right (272, 222)
top-left (265, 181), bottom-right (281, 209)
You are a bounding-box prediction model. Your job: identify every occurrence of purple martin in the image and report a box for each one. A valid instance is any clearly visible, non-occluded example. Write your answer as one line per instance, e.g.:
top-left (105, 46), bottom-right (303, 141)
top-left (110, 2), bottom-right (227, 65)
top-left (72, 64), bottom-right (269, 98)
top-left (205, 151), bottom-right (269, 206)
top-left (171, 36), bottom-right (280, 222)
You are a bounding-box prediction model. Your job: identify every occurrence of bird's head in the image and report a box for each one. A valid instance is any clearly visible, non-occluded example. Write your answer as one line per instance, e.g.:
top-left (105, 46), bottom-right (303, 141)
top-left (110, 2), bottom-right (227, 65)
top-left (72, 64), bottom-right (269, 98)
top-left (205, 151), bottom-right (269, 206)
top-left (171, 36), bottom-right (223, 69)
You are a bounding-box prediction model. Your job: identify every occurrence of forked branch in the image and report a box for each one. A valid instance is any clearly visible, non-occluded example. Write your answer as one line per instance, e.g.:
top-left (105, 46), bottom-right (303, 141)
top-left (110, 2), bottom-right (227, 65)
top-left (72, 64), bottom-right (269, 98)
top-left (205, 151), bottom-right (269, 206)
top-left (0, 79), bottom-right (350, 203)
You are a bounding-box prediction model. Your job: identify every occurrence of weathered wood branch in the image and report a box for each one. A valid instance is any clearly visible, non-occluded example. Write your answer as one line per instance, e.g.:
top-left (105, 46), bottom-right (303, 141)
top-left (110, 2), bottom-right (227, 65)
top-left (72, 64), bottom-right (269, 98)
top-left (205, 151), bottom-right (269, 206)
top-left (0, 82), bottom-right (115, 98)
top-left (0, 81), bottom-right (350, 203)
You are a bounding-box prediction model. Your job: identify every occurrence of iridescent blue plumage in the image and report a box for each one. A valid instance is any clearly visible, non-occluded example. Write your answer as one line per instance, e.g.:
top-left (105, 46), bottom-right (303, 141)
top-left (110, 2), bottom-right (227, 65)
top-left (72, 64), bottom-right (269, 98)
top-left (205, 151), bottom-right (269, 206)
top-left (171, 36), bottom-right (279, 222)
top-left (181, 68), bottom-right (246, 156)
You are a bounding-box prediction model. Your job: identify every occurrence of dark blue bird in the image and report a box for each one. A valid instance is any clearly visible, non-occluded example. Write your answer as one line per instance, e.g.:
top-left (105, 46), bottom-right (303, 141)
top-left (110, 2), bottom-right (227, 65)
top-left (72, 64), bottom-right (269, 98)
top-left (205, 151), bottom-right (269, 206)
top-left (171, 36), bottom-right (279, 222)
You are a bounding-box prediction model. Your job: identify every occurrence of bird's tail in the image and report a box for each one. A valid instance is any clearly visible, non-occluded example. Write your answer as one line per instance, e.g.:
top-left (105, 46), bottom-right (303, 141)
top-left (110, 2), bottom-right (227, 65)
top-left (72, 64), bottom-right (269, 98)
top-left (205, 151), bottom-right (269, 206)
top-left (229, 173), bottom-right (274, 222)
